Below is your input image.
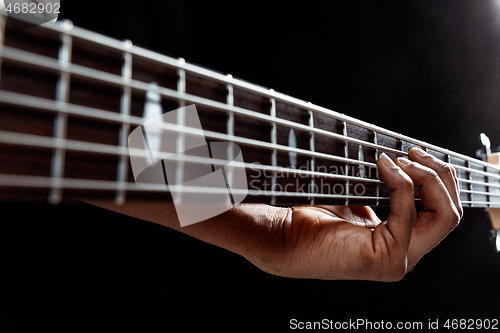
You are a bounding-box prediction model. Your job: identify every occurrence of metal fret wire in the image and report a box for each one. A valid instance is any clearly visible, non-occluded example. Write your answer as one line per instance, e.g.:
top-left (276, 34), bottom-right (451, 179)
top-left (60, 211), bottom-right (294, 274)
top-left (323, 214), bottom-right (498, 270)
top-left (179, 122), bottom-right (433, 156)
top-left (175, 58), bottom-right (186, 205)
top-left (270, 92), bottom-right (277, 206)
top-left (226, 74), bottom-right (235, 205)
top-left (485, 163), bottom-right (491, 207)
top-left (467, 161), bottom-right (474, 207)
top-left (48, 23), bottom-right (72, 204)
top-left (342, 121), bottom-right (349, 206)
top-left (2, 43), bottom-right (500, 180)
top-left (15, 19), bottom-right (499, 175)
top-left (115, 40), bottom-right (133, 205)
top-left (308, 105), bottom-right (315, 205)
top-left (373, 132), bottom-right (380, 206)
top-left (0, 173), bottom-right (499, 207)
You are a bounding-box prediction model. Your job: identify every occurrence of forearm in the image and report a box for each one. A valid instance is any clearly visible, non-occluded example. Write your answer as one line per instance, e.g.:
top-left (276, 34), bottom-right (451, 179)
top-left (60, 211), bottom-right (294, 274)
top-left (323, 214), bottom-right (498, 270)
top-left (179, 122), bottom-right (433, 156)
top-left (85, 200), bottom-right (292, 268)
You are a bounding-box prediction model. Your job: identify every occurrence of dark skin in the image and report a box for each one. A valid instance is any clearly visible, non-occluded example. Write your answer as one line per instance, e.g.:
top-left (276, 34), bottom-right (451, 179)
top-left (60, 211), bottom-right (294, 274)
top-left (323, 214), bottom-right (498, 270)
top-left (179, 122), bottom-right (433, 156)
top-left (89, 148), bottom-right (463, 281)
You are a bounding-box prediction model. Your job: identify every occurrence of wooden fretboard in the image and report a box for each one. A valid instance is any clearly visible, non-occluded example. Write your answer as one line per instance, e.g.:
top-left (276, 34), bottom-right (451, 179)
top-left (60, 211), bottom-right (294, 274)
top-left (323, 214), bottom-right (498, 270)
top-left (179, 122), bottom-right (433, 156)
top-left (0, 14), bottom-right (499, 208)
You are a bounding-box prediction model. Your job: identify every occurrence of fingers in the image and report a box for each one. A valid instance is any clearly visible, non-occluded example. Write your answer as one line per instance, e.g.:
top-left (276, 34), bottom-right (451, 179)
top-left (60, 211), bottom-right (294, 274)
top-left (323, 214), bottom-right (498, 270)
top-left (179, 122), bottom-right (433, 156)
top-left (377, 153), bottom-right (417, 241)
top-left (394, 148), bottom-right (462, 264)
top-left (371, 153), bottom-right (416, 279)
top-left (408, 148), bottom-right (463, 218)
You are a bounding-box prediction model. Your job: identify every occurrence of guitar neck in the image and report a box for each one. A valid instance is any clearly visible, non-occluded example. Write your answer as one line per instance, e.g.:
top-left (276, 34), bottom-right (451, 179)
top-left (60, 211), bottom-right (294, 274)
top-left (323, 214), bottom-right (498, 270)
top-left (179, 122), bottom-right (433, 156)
top-left (0, 15), bottom-right (499, 208)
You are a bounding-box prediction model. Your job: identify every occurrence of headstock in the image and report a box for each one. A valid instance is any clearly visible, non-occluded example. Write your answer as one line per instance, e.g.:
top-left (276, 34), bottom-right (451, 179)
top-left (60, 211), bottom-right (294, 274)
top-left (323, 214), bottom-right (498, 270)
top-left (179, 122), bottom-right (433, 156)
top-left (481, 134), bottom-right (500, 252)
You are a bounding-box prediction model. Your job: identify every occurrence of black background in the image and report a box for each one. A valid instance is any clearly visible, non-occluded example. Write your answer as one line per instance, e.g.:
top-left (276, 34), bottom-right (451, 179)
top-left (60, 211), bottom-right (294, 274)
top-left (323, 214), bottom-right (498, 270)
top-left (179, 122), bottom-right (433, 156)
top-left (2, 1), bottom-right (500, 331)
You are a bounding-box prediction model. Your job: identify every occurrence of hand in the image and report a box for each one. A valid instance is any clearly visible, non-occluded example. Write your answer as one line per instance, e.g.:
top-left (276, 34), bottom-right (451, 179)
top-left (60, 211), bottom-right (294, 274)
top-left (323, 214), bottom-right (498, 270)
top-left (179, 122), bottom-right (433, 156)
top-left (254, 148), bottom-right (463, 281)
top-left (87, 148), bottom-right (462, 282)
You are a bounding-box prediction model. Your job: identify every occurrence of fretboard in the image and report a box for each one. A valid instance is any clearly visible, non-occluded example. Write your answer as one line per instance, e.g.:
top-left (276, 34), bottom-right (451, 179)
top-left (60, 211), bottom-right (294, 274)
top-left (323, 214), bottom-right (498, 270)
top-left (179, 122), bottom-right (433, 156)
top-left (0, 15), bottom-right (499, 208)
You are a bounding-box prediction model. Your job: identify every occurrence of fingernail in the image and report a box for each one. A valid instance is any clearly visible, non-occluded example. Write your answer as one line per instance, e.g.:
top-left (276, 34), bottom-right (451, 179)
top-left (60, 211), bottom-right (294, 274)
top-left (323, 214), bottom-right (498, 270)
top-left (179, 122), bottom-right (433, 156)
top-left (413, 148), bottom-right (427, 157)
top-left (397, 157), bottom-right (412, 166)
top-left (379, 153), bottom-right (397, 168)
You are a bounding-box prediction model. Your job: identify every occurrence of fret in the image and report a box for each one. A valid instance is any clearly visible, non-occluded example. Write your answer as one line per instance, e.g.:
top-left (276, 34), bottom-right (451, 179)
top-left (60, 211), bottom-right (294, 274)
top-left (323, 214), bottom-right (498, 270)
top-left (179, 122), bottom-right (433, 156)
top-left (225, 74), bottom-right (234, 205)
top-left (342, 121), bottom-right (349, 205)
top-left (270, 90), bottom-right (277, 206)
top-left (485, 163), bottom-right (491, 207)
top-left (308, 105), bottom-right (315, 205)
top-left (115, 39), bottom-right (133, 205)
top-left (373, 131), bottom-right (380, 206)
top-left (466, 161), bottom-right (473, 207)
top-left (175, 58), bottom-right (186, 204)
top-left (48, 21), bottom-right (73, 204)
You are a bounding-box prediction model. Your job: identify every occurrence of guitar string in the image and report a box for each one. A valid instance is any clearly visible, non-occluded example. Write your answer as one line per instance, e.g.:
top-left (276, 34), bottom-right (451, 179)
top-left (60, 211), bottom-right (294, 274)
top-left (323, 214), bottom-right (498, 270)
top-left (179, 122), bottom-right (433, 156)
top-left (1, 44), bottom-right (500, 177)
top-left (0, 46), bottom-right (406, 157)
top-left (1, 90), bottom-right (500, 186)
top-left (1, 174), bottom-right (499, 208)
top-left (27, 18), bottom-right (500, 175)
top-left (2, 22), bottom-right (500, 206)
top-left (0, 130), bottom-right (383, 184)
top-left (1, 129), bottom-right (500, 197)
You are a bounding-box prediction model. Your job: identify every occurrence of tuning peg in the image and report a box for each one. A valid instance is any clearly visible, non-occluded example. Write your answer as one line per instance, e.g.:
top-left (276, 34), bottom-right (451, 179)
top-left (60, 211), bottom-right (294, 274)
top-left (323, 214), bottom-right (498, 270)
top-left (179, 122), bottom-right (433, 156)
top-left (480, 133), bottom-right (492, 155)
top-left (476, 133), bottom-right (492, 161)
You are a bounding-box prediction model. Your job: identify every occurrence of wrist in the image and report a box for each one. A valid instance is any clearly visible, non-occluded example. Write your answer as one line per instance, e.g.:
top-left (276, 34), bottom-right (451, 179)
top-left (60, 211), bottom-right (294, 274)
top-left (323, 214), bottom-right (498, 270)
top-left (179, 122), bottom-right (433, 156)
top-left (234, 204), bottom-right (293, 276)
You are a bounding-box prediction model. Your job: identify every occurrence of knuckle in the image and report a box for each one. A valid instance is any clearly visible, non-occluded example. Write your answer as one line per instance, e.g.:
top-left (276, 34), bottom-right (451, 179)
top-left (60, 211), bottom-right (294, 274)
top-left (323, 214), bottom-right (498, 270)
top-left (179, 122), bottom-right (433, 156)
top-left (449, 165), bottom-right (457, 177)
top-left (379, 259), bottom-right (407, 282)
top-left (443, 207), bottom-right (461, 230)
top-left (399, 173), bottom-right (414, 190)
top-left (364, 236), bottom-right (408, 282)
top-left (424, 167), bottom-right (440, 182)
top-left (451, 208), bottom-right (462, 226)
top-left (386, 266), bottom-right (407, 282)
top-left (456, 202), bottom-right (464, 219)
